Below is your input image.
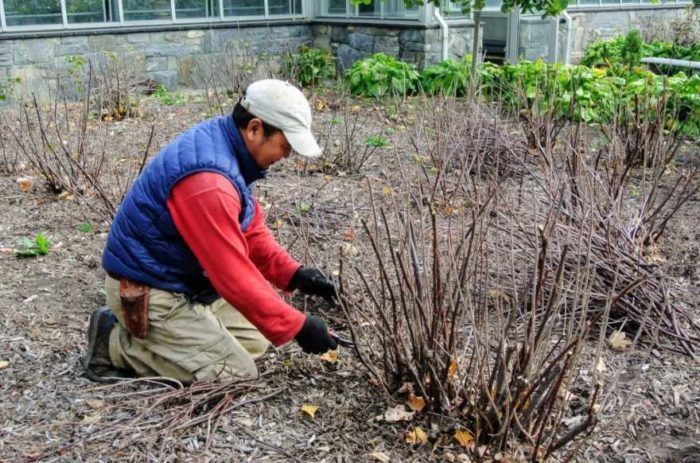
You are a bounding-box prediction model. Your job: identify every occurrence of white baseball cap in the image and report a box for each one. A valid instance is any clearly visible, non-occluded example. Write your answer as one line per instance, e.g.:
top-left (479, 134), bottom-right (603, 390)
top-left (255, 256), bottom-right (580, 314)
top-left (240, 79), bottom-right (322, 158)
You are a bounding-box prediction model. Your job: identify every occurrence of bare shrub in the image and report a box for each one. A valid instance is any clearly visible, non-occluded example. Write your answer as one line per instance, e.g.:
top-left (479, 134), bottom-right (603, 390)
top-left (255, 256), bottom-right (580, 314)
top-left (638, 8), bottom-right (700, 47)
top-left (90, 51), bottom-right (147, 121)
top-left (405, 96), bottom-right (527, 192)
top-left (192, 46), bottom-right (277, 116)
top-left (335, 95), bottom-right (696, 459)
top-left (0, 109), bottom-right (24, 174)
top-left (601, 89), bottom-right (685, 176)
top-left (7, 80), bottom-right (153, 222)
top-left (312, 96), bottom-right (388, 174)
top-left (337, 134), bottom-right (608, 460)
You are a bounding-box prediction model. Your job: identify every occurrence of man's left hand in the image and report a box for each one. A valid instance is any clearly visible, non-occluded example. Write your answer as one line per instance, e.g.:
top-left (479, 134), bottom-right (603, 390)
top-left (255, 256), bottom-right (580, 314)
top-left (290, 267), bottom-right (338, 307)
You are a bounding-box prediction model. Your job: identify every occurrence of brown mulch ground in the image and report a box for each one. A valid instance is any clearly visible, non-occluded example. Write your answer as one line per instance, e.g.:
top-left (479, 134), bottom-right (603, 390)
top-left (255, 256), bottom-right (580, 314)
top-left (0, 92), bottom-right (698, 462)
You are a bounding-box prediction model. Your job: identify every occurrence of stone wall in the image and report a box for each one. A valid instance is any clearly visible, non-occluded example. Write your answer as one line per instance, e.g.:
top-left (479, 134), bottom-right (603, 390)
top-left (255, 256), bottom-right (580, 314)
top-left (0, 23), bottom-right (312, 98)
top-left (311, 22), bottom-right (475, 70)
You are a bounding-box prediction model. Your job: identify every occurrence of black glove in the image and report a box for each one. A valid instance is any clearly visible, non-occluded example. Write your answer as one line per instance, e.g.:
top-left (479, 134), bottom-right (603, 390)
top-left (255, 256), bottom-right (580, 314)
top-left (289, 267), bottom-right (339, 306)
top-left (295, 315), bottom-right (338, 354)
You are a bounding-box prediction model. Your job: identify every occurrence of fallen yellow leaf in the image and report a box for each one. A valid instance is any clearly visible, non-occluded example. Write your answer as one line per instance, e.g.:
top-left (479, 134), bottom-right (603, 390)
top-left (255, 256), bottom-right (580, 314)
top-left (0, 359), bottom-right (9, 369)
top-left (382, 186), bottom-right (393, 197)
top-left (595, 357), bottom-right (606, 373)
top-left (448, 360), bottom-right (458, 379)
top-left (454, 429), bottom-right (474, 448)
top-left (301, 404), bottom-right (319, 418)
top-left (407, 394), bottom-right (426, 413)
top-left (320, 350), bottom-right (339, 363)
top-left (608, 331), bottom-right (632, 351)
top-left (369, 451), bottom-right (391, 462)
top-left (314, 98), bottom-right (327, 112)
top-left (406, 426), bottom-right (428, 445)
top-left (16, 177), bottom-right (33, 192)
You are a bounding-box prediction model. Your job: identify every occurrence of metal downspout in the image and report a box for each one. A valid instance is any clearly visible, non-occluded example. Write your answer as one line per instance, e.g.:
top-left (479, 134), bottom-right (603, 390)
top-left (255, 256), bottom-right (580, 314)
top-left (433, 7), bottom-right (449, 61)
top-left (562, 10), bottom-right (572, 65)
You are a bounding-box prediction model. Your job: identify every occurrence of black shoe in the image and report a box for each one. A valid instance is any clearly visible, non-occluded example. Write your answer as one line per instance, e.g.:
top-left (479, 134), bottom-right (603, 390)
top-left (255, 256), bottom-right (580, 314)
top-left (83, 307), bottom-right (131, 382)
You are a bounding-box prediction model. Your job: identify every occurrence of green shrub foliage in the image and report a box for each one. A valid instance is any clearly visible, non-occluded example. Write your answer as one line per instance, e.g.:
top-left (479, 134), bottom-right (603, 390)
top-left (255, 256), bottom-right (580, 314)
top-left (420, 56), bottom-right (474, 96)
top-left (583, 33), bottom-right (700, 68)
top-left (282, 46), bottom-right (336, 87)
top-left (346, 53), bottom-right (420, 97)
top-left (480, 59), bottom-right (700, 137)
top-left (338, 51), bottom-right (699, 138)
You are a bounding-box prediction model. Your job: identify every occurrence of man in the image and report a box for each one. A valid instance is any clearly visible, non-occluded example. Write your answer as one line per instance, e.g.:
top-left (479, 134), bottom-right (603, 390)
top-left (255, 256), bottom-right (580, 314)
top-left (83, 79), bottom-right (339, 384)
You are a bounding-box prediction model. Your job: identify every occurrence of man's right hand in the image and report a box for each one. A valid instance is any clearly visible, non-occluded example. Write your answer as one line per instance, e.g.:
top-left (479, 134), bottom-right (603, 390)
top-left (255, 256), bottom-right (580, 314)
top-left (295, 316), bottom-right (337, 354)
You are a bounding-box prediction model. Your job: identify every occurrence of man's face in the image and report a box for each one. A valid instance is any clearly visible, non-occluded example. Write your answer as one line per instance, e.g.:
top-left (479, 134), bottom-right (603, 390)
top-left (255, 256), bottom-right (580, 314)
top-left (242, 118), bottom-right (292, 170)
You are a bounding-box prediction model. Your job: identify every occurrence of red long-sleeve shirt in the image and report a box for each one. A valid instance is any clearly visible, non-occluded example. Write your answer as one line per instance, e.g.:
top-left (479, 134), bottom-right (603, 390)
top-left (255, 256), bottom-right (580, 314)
top-left (167, 172), bottom-right (305, 346)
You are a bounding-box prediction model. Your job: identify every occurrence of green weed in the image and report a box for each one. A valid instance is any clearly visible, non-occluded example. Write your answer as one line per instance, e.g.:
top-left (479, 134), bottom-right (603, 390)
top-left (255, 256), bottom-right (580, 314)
top-left (365, 135), bottom-right (390, 148)
top-left (16, 234), bottom-right (50, 258)
top-left (153, 85), bottom-right (185, 106)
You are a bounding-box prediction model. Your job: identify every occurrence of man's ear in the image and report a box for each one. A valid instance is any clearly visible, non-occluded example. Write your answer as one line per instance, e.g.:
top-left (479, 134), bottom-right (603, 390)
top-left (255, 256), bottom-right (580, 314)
top-left (246, 118), bottom-right (263, 138)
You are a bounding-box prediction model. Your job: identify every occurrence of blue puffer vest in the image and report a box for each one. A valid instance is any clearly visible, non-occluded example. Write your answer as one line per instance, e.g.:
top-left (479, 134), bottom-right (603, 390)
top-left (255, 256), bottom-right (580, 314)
top-left (102, 115), bottom-right (266, 295)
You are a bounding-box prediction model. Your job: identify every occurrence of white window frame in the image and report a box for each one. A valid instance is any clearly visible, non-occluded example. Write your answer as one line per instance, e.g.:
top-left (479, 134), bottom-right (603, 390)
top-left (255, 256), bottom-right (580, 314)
top-left (0, 0), bottom-right (306, 33)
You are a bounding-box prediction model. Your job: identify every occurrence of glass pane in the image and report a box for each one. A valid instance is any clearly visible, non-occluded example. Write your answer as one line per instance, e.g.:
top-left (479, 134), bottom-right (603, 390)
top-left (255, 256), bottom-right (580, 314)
top-left (176, 0), bottom-right (214, 18)
top-left (575, 0), bottom-right (600, 5)
top-left (384, 0), bottom-right (418, 18)
top-left (484, 0), bottom-right (502, 9)
top-left (223, 0), bottom-right (265, 16)
top-left (4, 0), bottom-right (62, 26)
top-left (601, 0), bottom-right (621, 3)
top-left (268, 0), bottom-right (298, 15)
top-left (327, 0), bottom-right (346, 14)
top-left (357, 0), bottom-right (379, 17)
top-left (122, 0), bottom-right (171, 21)
top-left (66, 0), bottom-right (110, 23)
top-left (441, 0), bottom-right (469, 17)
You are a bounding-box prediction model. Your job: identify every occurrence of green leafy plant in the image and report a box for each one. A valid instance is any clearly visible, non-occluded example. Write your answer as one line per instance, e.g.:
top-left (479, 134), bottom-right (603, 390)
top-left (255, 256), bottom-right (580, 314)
top-left (153, 85), bottom-right (185, 106)
top-left (583, 34), bottom-right (700, 69)
top-left (365, 134), bottom-right (390, 148)
top-left (346, 53), bottom-right (420, 98)
top-left (478, 58), bottom-right (699, 138)
top-left (78, 222), bottom-right (93, 233)
top-left (0, 77), bottom-right (21, 102)
top-left (420, 56), bottom-right (474, 96)
top-left (296, 201), bottom-right (312, 214)
top-left (282, 46), bottom-right (336, 87)
top-left (16, 234), bottom-right (51, 258)
top-left (581, 36), bottom-right (626, 68)
top-left (621, 30), bottom-right (644, 67)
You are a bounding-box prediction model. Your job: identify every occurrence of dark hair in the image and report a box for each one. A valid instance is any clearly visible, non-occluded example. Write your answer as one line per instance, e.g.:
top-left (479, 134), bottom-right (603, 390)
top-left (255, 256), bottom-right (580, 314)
top-left (232, 101), bottom-right (281, 138)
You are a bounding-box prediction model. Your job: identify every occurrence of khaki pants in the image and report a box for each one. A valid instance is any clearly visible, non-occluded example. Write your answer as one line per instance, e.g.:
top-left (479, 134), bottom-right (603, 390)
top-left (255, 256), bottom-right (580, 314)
top-left (105, 275), bottom-right (269, 384)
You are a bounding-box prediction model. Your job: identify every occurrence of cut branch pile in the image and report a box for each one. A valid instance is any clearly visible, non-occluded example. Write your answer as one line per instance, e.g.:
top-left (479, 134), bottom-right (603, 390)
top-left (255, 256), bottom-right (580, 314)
top-left (61, 379), bottom-right (282, 459)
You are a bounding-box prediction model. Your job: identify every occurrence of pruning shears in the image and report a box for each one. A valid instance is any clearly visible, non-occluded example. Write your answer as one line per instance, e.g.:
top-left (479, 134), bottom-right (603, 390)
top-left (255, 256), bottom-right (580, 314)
top-left (329, 330), bottom-right (355, 348)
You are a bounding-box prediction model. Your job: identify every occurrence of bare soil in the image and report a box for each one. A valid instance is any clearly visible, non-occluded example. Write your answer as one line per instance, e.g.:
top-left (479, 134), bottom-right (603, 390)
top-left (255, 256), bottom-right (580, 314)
top-left (0, 93), bottom-right (698, 462)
